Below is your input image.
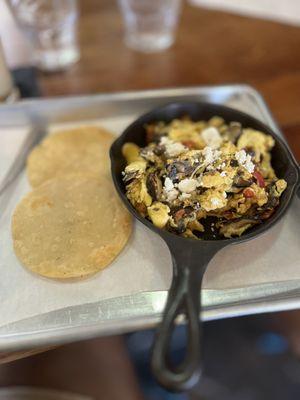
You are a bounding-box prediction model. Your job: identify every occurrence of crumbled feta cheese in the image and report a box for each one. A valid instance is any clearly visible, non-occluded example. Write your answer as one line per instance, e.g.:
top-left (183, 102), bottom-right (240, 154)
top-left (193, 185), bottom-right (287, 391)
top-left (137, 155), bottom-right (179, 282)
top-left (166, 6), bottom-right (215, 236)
top-left (235, 149), bottom-right (247, 164)
top-left (160, 137), bottom-right (186, 157)
top-left (160, 137), bottom-right (169, 145)
top-left (163, 177), bottom-right (178, 201)
top-left (168, 142), bottom-right (186, 157)
top-left (202, 146), bottom-right (221, 165)
top-left (235, 150), bottom-right (255, 173)
top-left (164, 177), bottom-right (174, 191)
top-left (179, 193), bottom-right (191, 201)
top-left (178, 178), bottom-right (198, 194)
top-left (165, 188), bottom-right (179, 202)
top-left (220, 171), bottom-right (227, 177)
top-left (245, 159), bottom-right (255, 174)
top-left (206, 165), bottom-right (215, 171)
top-left (211, 197), bottom-right (222, 207)
top-left (201, 127), bottom-right (223, 149)
top-left (222, 191), bottom-right (227, 198)
top-left (200, 190), bottom-right (228, 211)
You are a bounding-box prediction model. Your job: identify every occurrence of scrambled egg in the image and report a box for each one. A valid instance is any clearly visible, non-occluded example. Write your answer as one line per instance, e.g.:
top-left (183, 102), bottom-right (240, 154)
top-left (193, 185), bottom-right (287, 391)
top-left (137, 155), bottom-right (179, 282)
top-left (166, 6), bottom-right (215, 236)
top-left (122, 117), bottom-right (287, 239)
top-left (147, 202), bottom-right (170, 228)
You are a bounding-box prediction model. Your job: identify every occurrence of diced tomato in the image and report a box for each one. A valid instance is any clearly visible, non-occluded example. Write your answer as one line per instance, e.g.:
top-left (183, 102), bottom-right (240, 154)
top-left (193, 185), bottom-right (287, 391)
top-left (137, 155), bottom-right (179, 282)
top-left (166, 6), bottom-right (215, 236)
top-left (146, 125), bottom-right (155, 143)
top-left (182, 140), bottom-right (196, 149)
top-left (243, 188), bottom-right (255, 198)
top-left (253, 170), bottom-right (265, 188)
top-left (174, 209), bottom-right (185, 222)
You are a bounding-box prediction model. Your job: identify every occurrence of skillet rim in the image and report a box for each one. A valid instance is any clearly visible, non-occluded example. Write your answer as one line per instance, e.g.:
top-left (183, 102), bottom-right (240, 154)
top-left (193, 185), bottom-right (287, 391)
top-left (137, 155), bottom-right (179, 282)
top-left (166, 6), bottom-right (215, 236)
top-left (110, 101), bottom-right (299, 245)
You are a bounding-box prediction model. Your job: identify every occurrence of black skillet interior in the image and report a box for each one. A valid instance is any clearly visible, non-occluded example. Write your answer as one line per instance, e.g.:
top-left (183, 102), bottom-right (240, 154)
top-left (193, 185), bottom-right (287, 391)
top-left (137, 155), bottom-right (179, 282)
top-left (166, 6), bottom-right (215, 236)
top-left (110, 102), bottom-right (299, 391)
top-left (111, 102), bottom-right (299, 243)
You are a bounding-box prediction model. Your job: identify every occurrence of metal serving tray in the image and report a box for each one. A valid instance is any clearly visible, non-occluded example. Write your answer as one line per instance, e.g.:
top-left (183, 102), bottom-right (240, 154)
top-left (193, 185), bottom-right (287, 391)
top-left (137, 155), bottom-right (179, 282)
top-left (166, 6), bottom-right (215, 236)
top-left (0, 84), bottom-right (299, 351)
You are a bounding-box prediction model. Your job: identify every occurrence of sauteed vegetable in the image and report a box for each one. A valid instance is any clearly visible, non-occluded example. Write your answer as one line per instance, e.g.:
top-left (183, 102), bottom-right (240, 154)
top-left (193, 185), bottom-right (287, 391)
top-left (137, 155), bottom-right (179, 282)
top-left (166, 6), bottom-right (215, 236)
top-left (122, 117), bottom-right (287, 238)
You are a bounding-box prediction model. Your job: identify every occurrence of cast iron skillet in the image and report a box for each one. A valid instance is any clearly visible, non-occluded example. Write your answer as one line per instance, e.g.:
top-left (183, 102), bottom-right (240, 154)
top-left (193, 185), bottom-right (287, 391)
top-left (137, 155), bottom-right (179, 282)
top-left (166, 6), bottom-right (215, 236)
top-left (110, 102), bottom-right (299, 391)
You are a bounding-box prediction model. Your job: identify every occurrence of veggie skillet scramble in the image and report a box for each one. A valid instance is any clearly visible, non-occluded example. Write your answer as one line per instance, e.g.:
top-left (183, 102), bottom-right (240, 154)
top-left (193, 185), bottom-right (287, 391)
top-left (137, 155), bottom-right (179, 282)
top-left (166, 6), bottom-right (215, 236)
top-left (122, 117), bottom-right (287, 238)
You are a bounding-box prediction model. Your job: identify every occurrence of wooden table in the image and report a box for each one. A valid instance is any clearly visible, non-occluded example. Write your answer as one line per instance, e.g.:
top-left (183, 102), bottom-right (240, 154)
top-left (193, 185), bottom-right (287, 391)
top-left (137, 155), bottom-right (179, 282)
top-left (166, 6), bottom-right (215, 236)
top-left (38, 0), bottom-right (300, 160)
top-left (0, 0), bottom-right (299, 395)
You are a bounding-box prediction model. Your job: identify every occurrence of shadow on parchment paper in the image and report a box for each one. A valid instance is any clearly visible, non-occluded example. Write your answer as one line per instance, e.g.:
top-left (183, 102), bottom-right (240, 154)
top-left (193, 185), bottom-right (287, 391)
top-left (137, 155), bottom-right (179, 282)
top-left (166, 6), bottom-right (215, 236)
top-left (203, 217), bottom-right (285, 290)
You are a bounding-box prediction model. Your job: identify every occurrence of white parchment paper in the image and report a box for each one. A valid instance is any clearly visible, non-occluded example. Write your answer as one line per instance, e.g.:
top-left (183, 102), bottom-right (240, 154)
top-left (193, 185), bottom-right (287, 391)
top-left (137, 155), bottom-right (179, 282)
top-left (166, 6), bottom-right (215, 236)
top-left (0, 116), bottom-right (299, 328)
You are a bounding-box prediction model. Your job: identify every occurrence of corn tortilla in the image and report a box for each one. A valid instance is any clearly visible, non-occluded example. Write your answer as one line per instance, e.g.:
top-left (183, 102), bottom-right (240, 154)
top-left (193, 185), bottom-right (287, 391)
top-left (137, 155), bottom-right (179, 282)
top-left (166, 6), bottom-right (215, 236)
top-left (27, 126), bottom-right (114, 187)
top-left (12, 175), bottom-right (132, 279)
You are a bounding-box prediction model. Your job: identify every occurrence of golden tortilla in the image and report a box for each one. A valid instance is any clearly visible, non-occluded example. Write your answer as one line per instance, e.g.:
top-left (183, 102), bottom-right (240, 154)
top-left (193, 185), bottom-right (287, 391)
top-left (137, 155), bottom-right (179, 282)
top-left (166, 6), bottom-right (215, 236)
top-left (12, 175), bottom-right (132, 279)
top-left (27, 126), bottom-right (114, 187)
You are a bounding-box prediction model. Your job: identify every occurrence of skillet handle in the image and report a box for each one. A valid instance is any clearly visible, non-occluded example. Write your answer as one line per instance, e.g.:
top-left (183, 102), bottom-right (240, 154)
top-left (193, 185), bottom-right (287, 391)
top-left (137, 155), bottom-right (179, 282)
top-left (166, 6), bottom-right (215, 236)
top-left (151, 245), bottom-right (218, 392)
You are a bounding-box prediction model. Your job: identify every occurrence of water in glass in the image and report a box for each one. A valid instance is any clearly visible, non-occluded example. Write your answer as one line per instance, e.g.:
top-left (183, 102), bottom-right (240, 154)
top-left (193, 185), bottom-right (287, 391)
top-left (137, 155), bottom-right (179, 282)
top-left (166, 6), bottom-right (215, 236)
top-left (9, 0), bottom-right (80, 71)
top-left (118, 0), bottom-right (182, 52)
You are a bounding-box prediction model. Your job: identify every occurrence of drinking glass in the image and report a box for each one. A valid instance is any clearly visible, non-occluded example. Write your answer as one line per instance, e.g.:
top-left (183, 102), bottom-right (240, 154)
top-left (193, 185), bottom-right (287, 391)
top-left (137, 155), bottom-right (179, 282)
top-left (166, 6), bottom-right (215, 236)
top-left (8, 0), bottom-right (80, 72)
top-left (118, 0), bottom-right (182, 53)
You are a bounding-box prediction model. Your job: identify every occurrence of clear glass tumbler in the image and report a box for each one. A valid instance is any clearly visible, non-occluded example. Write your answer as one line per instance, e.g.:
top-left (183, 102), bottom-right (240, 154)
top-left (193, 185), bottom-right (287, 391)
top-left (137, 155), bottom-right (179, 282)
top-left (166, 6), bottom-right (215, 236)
top-left (9, 0), bottom-right (80, 72)
top-left (118, 0), bottom-right (182, 53)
